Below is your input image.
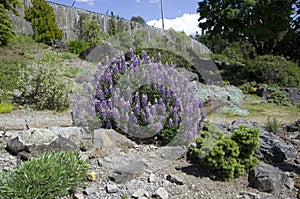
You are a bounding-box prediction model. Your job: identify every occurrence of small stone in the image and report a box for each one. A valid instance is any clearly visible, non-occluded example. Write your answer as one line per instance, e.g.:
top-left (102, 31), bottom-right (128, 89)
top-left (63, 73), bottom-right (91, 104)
top-left (153, 187), bottom-right (168, 199)
top-left (132, 188), bottom-right (149, 198)
top-left (106, 183), bottom-right (119, 193)
top-left (97, 158), bottom-right (103, 166)
top-left (104, 156), bottom-right (112, 162)
top-left (73, 192), bottom-right (85, 199)
top-left (284, 177), bottom-right (294, 189)
top-left (83, 187), bottom-right (96, 195)
top-left (149, 173), bottom-right (159, 183)
top-left (166, 174), bottom-right (184, 185)
top-left (162, 179), bottom-right (171, 187)
top-left (149, 152), bottom-right (157, 158)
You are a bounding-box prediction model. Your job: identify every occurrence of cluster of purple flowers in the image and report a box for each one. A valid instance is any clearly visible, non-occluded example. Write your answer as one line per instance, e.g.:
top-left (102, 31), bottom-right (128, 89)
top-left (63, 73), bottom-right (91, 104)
top-left (72, 48), bottom-right (206, 144)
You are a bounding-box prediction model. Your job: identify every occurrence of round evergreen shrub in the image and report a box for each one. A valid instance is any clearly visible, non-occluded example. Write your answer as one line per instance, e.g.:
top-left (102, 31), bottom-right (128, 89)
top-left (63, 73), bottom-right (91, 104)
top-left (67, 40), bottom-right (89, 54)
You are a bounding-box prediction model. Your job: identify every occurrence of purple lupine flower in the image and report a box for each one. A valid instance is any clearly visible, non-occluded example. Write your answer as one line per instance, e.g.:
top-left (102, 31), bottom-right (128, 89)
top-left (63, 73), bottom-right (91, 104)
top-left (101, 101), bottom-right (107, 109)
top-left (106, 120), bottom-right (112, 129)
top-left (113, 108), bottom-right (120, 120)
top-left (113, 94), bottom-right (119, 105)
top-left (134, 92), bottom-right (139, 104)
top-left (130, 112), bottom-right (138, 124)
top-left (141, 112), bottom-right (146, 123)
top-left (158, 98), bottom-right (164, 105)
top-left (121, 54), bottom-right (126, 65)
top-left (107, 99), bottom-right (112, 109)
top-left (166, 89), bottom-right (171, 98)
top-left (157, 52), bottom-right (161, 62)
top-left (142, 94), bottom-right (148, 107)
top-left (168, 118), bottom-right (174, 127)
top-left (142, 51), bottom-right (147, 60)
top-left (129, 48), bottom-right (134, 59)
top-left (151, 105), bottom-right (157, 115)
top-left (145, 106), bottom-right (150, 119)
top-left (113, 65), bottom-right (119, 75)
top-left (134, 104), bottom-right (140, 115)
top-left (126, 87), bottom-right (132, 99)
top-left (101, 110), bottom-right (107, 119)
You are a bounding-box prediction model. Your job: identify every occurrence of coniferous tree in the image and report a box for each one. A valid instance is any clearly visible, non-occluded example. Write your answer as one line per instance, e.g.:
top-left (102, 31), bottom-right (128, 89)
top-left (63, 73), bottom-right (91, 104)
top-left (24, 0), bottom-right (63, 43)
top-left (0, 0), bottom-right (22, 46)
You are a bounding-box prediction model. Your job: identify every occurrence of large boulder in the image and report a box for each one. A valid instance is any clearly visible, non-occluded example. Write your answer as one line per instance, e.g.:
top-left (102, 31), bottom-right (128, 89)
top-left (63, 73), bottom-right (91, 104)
top-left (6, 128), bottom-right (77, 160)
top-left (248, 162), bottom-right (288, 195)
top-left (79, 42), bottom-right (121, 63)
top-left (176, 67), bottom-right (199, 81)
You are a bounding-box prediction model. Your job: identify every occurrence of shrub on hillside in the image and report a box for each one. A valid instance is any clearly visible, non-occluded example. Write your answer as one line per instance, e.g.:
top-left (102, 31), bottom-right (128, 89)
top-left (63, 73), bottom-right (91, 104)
top-left (67, 40), bottom-right (89, 54)
top-left (81, 19), bottom-right (108, 46)
top-left (0, 102), bottom-right (13, 113)
top-left (0, 151), bottom-right (89, 199)
top-left (0, 4), bottom-right (15, 46)
top-left (267, 90), bottom-right (292, 106)
top-left (14, 62), bottom-right (71, 111)
top-left (25, 0), bottom-right (63, 43)
top-left (242, 55), bottom-right (300, 87)
top-left (193, 123), bottom-right (260, 181)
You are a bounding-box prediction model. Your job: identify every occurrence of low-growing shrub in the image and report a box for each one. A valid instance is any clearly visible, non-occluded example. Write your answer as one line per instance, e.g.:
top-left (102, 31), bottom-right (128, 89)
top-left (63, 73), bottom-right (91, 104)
top-left (0, 102), bottom-right (13, 113)
top-left (67, 40), bottom-right (89, 54)
top-left (0, 151), bottom-right (89, 199)
top-left (265, 116), bottom-right (282, 133)
top-left (193, 123), bottom-right (260, 181)
top-left (267, 90), bottom-right (292, 106)
top-left (14, 62), bottom-right (72, 111)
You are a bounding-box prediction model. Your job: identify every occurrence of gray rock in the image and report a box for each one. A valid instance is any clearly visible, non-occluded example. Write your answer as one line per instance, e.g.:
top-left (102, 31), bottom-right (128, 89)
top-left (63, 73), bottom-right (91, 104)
top-left (248, 162), bottom-right (288, 195)
top-left (166, 174), bottom-right (184, 185)
top-left (238, 191), bottom-right (260, 199)
top-left (79, 43), bottom-right (120, 63)
top-left (106, 183), bottom-right (119, 193)
top-left (176, 67), bottom-right (199, 81)
top-left (132, 188), bottom-right (150, 198)
top-left (83, 186), bottom-right (96, 195)
top-left (149, 173), bottom-right (159, 183)
top-left (256, 130), bottom-right (294, 163)
top-left (7, 128), bottom-right (77, 160)
top-left (73, 192), bottom-right (85, 199)
top-left (284, 177), bottom-right (294, 189)
top-left (4, 131), bottom-right (20, 139)
top-left (153, 187), bottom-right (169, 199)
top-left (109, 161), bottom-right (146, 184)
top-left (230, 119), bottom-right (260, 131)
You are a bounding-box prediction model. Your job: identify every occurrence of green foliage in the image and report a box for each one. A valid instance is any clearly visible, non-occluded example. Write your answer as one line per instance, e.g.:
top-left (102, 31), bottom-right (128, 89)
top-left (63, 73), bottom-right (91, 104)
top-left (15, 61), bottom-right (72, 111)
top-left (81, 19), bottom-right (108, 46)
top-left (267, 90), bottom-right (292, 106)
top-left (0, 0), bottom-right (22, 16)
top-left (197, 0), bottom-right (299, 56)
top-left (0, 4), bottom-right (15, 46)
top-left (242, 55), bottom-right (300, 87)
top-left (265, 116), bottom-right (282, 133)
top-left (108, 12), bottom-right (118, 36)
top-left (193, 123), bottom-right (260, 181)
top-left (25, 0), bottom-right (63, 43)
top-left (0, 102), bottom-right (14, 113)
top-left (130, 16), bottom-right (146, 24)
top-left (133, 29), bottom-right (146, 49)
top-left (0, 151), bottom-right (89, 199)
top-left (239, 82), bottom-right (257, 94)
top-left (67, 39), bottom-right (89, 54)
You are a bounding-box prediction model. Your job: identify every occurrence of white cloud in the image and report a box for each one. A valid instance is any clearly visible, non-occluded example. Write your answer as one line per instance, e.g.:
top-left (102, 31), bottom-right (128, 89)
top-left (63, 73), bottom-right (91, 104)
top-left (149, 0), bottom-right (159, 3)
top-left (136, 0), bottom-right (141, 2)
top-left (147, 13), bottom-right (202, 36)
top-left (76, 0), bottom-right (94, 6)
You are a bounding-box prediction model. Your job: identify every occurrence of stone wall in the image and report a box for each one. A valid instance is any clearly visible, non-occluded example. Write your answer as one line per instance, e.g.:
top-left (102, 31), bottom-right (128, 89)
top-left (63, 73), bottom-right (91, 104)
top-left (11, 0), bottom-right (211, 54)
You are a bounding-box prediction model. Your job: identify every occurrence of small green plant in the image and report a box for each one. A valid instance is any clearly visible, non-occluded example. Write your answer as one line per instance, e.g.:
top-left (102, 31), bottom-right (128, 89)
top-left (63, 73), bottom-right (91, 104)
top-left (193, 124), bottom-right (260, 181)
top-left (267, 90), bottom-right (292, 106)
top-left (0, 151), bottom-right (89, 199)
top-left (265, 116), bottom-right (282, 133)
top-left (0, 102), bottom-right (13, 113)
top-left (67, 39), bottom-right (89, 54)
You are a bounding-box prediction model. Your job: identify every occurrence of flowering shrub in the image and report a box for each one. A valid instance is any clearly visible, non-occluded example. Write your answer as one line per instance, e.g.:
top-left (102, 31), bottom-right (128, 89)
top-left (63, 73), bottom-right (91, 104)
top-left (72, 49), bottom-right (206, 145)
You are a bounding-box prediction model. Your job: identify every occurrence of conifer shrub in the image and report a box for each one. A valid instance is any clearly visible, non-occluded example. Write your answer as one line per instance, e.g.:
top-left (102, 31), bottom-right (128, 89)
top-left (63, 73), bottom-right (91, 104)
top-left (193, 123), bottom-right (260, 181)
top-left (67, 40), bottom-right (89, 54)
top-left (25, 0), bottom-right (63, 43)
top-left (0, 4), bottom-right (15, 46)
top-left (0, 151), bottom-right (89, 199)
top-left (81, 19), bottom-right (108, 46)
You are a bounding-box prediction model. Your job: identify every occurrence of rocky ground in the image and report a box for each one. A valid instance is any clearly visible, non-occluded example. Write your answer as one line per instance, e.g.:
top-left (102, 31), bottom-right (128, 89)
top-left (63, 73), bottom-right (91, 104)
top-left (0, 111), bottom-right (299, 199)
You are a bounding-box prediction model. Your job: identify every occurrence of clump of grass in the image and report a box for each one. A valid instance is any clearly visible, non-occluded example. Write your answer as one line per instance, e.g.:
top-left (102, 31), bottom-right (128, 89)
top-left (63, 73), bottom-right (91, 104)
top-left (0, 151), bottom-right (89, 199)
top-left (0, 102), bottom-right (13, 113)
top-left (265, 116), bottom-right (282, 133)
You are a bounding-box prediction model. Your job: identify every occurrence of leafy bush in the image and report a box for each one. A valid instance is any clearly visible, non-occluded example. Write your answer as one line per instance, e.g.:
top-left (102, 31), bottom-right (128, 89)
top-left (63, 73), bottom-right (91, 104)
top-left (0, 151), bottom-right (89, 199)
top-left (67, 40), bottom-right (89, 54)
top-left (193, 124), bottom-right (260, 181)
top-left (242, 55), bottom-right (300, 87)
top-left (0, 4), bottom-right (15, 46)
top-left (81, 19), bottom-right (108, 46)
top-left (14, 62), bottom-right (72, 111)
top-left (239, 82), bottom-right (257, 94)
top-left (25, 0), bottom-right (63, 43)
top-left (267, 90), bottom-right (292, 106)
top-left (265, 116), bottom-right (282, 133)
top-left (0, 102), bottom-right (13, 113)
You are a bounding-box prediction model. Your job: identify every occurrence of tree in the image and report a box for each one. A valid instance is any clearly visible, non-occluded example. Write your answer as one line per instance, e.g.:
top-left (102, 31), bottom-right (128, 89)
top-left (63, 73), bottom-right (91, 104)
top-left (108, 11), bottom-right (118, 36)
top-left (25, 0), bottom-right (63, 43)
top-left (81, 19), bottom-right (107, 45)
top-left (0, 0), bottom-right (22, 46)
top-left (197, 0), bottom-right (299, 56)
top-left (130, 16), bottom-right (146, 24)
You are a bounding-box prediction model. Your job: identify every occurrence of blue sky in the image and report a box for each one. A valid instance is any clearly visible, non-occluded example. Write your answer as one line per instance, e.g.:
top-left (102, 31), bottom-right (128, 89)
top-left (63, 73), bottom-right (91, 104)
top-left (48, 0), bottom-right (201, 35)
